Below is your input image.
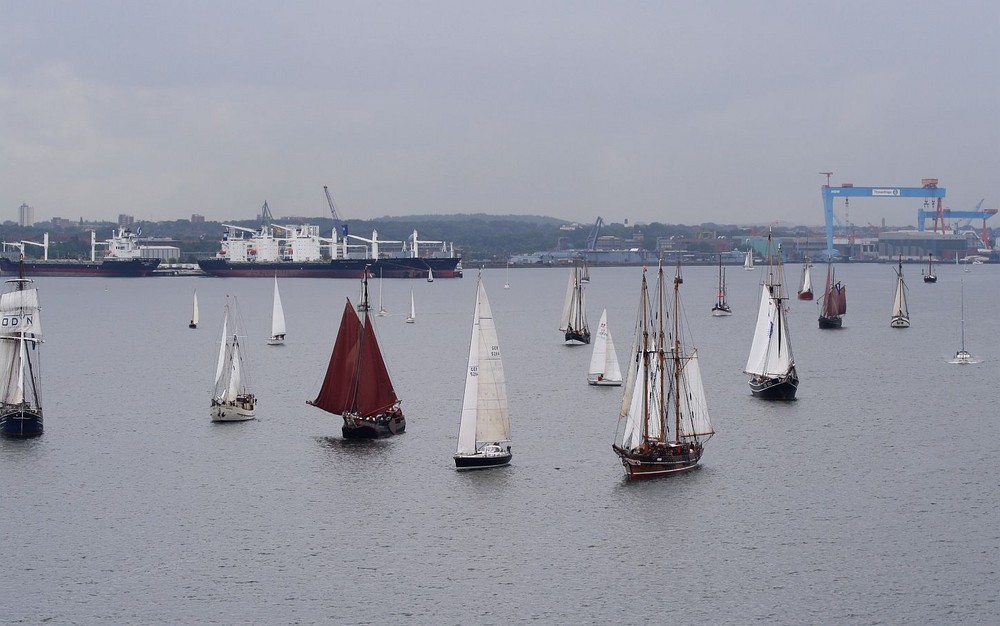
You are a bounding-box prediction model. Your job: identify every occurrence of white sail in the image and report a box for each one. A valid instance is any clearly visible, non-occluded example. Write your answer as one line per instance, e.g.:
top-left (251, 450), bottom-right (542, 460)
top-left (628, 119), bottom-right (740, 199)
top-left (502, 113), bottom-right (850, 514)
top-left (588, 309), bottom-right (622, 384)
top-left (191, 290), bottom-right (199, 326)
top-left (0, 288), bottom-right (42, 336)
top-left (456, 278), bottom-right (510, 455)
top-left (800, 264), bottom-right (812, 293)
top-left (620, 353), bottom-right (646, 450)
top-left (0, 279), bottom-right (42, 410)
top-left (892, 274), bottom-right (908, 318)
top-left (270, 277), bottom-right (286, 338)
top-left (214, 311), bottom-right (228, 386)
top-left (744, 284), bottom-right (793, 377)
top-left (744, 249), bottom-right (754, 270)
top-left (226, 336), bottom-right (242, 402)
top-left (406, 290), bottom-right (416, 323)
top-left (678, 349), bottom-right (714, 440)
top-left (558, 269), bottom-right (575, 331)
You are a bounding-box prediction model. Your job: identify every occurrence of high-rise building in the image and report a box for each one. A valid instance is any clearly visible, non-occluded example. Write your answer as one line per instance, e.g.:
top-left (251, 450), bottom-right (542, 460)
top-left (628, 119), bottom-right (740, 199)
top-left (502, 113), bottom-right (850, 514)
top-left (118, 214), bottom-right (135, 227)
top-left (18, 203), bottom-right (34, 227)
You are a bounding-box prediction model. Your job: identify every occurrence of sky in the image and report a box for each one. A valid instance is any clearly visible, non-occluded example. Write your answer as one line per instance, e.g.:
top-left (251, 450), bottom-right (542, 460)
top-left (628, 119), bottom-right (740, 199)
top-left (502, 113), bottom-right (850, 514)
top-left (2, 1), bottom-right (999, 227)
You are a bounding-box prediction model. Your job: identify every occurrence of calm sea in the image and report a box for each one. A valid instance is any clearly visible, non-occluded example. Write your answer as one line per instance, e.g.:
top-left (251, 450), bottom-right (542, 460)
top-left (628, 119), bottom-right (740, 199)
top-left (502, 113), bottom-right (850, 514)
top-left (2, 263), bottom-right (997, 624)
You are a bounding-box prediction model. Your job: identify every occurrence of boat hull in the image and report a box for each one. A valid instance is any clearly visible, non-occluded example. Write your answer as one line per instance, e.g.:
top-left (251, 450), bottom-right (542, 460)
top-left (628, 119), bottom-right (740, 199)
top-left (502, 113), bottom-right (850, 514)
top-left (588, 376), bottom-right (622, 386)
top-left (211, 398), bottom-right (256, 422)
top-left (342, 412), bottom-right (406, 439)
top-left (923, 276), bottom-right (937, 283)
top-left (0, 408), bottom-right (43, 438)
top-left (0, 258), bottom-right (161, 277)
top-left (564, 330), bottom-right (591, 345)
top-left (454, 450), bottom-right (512, 469)
top-left (797, 291), bottom-right (813, 300)
top-left (891, 316), bottom-right (910, 328)
top-left (267, 334), bottom-right (285, 345)
top-left (197, 257), bottom-right (462, 279)
top-left (749, 371), bottom-right (798, 400)
top-left (711, 305), bottom-right (732, 316)
top-left (612, 443), bottom-right (703, 479)
top-left (818, 315), bottom-right (843, 329)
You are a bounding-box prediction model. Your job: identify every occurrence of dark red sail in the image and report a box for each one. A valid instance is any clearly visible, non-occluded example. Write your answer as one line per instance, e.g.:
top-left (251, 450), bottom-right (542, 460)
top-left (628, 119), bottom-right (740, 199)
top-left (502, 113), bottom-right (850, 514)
top-left (310, 300), bottom-right (362, 415)
top-left (355, 312), bottom-right (399, 417)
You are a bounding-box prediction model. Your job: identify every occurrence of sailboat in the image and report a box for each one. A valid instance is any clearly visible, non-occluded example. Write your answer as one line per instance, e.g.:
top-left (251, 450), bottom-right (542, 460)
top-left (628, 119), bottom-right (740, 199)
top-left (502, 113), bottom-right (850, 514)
top-left (744, 233), bottom-right (798, 400)
top-left (949, 279), bottom-right (977, 364)
top-left (580, 258), bottom-right (591, 284)
top-left (189, 290), bottom-right (199, 329)
top-left (267, 276), bottom-right (286, 345)
top-left (588, 309), bottom-right (623, 386)
top-left (405, 289), bottom-right (416, 323)
top-left (377, 268), bottom-right (388, 316)
top-left (0, 257), bottom-right (43, 438)
top-left (427, 266), bottom-right (434, 282)
top-left (923, 252), bottom-right (937, 283)
top-left (744, 248), bottom-right (755, 271)
top-left (454, 275), bottom-right (512, 469)
top-left (559, 265), bottom-right (590, 345)
top-left (711, 255), bottom-right (732, 316)
top-left (797, 258), bottom-right (814, 300)
top-left (612, 264), bottom-right (714, 479)
top-left (890, 256), bottom-right (910, 328)
top-left (817, 262), bottom-right (846, 329)
top-left (211, 296), bottom-right (256, 421)
top-left (504, 260), bottom-right (510, 289)
top-left (309, 269), bottom-right (405, 438)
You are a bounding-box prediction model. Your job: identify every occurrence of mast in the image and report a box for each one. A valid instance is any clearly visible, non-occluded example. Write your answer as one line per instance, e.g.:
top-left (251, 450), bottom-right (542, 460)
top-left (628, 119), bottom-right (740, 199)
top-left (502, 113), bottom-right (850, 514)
top-left (640, 269), bottom-right (650, 444)
top-left (673, 264), bottom-right (682, 444)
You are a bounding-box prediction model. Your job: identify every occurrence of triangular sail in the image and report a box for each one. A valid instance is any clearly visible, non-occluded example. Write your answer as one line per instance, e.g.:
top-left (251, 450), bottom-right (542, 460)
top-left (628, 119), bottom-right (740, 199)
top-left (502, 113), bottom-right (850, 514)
top-left (191, 290), bottom-right (199, 325)
top-left (558, 269), bottom-right (575, 331)
top-left (214, 312), bottom-right (228, 386)
top-left (354, 312), bottom-right (399, 416)
top-left (744, 284), bottom-right (793, 377)
top-left (799, 263), bottom-right (812, 293)
top-left (271, 277), bottom-right (286, 337)
top-left (678, 349), bottom-right (714, 440)
top-left (311, 300), bottom-right (362, 415)
top-left (589, 309), bottom-right (622, 382)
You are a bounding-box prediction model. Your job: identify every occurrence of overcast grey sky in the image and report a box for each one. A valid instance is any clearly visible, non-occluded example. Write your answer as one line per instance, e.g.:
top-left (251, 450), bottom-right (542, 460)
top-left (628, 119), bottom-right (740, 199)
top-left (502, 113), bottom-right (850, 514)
top-left (2, 1), bottom-right (998, 227)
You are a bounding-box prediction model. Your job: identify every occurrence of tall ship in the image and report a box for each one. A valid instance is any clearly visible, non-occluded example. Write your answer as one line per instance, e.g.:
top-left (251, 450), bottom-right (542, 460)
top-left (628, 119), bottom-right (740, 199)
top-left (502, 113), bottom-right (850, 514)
top-left (308, 270), bottom-right (405, 438)
top-left (0, 258), bottom-right (44, 438)
top-left (744, 233), bottom-right (798, 400)
top-left (612, 263), bottom-right (715, 479)
top-left (197, 222), bottom-right (462, 279)
top-left (0, 228), bottom-right (160, 277)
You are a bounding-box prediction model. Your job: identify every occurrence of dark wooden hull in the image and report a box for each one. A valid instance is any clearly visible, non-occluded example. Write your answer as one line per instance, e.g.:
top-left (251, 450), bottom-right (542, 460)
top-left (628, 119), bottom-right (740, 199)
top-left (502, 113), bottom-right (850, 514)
top-left (818, 315), bottom-right (843, 329)
top-left (749, 371), bottom-right (798, 400)
top-left (342, 413), bottom-right (406, 439)
top-left (454, 451), bottom-right (512, 469)
top-left (612, 443), bottom-right (703, 479)
top-left (0, 408), bottom-right (43, 438)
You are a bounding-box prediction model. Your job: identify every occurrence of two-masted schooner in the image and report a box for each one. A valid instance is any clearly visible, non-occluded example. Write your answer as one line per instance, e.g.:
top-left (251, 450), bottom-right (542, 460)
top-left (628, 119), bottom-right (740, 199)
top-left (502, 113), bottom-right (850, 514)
top-left (310, 270), bottom-right (405, 438)
top-left (211, 296), bottom-right (257, 421)
top-left (612, 264), bottom-right (715, 479)
top-left (0, 258), bottom-right (43, 438)
top-left (454, 275), bottom-right (512, 469)
top-left (559, 265), bottom-right (590, 344)
top-left (744, 234), bottom-right (798, 400)
top-left (817, 262), bottom-right (846, 329)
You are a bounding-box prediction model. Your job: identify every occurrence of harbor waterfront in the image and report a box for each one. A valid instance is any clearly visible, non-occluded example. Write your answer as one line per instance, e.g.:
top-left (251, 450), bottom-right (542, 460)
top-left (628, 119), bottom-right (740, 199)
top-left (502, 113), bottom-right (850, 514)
top-left (2, 265), bottom-right (998, 623)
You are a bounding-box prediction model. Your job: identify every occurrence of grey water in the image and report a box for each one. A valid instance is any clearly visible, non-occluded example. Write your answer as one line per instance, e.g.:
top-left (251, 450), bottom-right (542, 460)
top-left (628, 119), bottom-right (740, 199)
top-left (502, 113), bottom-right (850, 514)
top-left (2, 263), bottom-right (998, 624)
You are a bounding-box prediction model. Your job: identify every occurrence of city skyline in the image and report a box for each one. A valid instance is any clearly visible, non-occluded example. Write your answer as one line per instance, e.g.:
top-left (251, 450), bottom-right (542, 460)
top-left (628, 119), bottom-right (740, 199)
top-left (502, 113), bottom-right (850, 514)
top-left (3, 2), bottom-right (998, 226)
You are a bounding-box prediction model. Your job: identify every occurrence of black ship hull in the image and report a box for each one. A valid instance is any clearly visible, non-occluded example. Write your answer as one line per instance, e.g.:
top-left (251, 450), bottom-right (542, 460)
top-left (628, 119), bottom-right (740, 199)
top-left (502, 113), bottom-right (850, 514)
top-left (612, 443), bottom-right (703, 479)
top-left (198, 257), bottom-right (462, 279)
top-left (564, 330), bottom-right (591, 345)
top-left (0, 258), bottom-right (160, 277)
top-left (749, 371), bottom-right (799, 400)
top-left (341, 413), bottom-right (406, 439)
top-left (818, 315), bottom-right (843, 329)
top-left (454, 451), bottom-right (512, 469)
top-left (0, 408), bottom-right (43, 438)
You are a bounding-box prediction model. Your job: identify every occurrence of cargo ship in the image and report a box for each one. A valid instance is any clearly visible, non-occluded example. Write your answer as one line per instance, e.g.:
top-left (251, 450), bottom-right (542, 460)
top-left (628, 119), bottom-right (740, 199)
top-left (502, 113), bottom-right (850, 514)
top-left (0, 228), bottom-right (161, 277)
top-left (197, 223), bottom-right (462, 279)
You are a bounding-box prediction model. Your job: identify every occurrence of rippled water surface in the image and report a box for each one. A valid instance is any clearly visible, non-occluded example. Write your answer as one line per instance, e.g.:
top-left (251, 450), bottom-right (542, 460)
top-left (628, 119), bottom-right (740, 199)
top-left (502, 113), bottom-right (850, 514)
top-left (2, 263), bottom-right (998, 624)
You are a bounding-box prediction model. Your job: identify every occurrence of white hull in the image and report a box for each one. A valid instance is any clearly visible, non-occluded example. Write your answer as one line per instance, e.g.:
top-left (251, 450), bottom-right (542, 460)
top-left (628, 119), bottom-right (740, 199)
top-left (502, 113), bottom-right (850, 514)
top-left (588, 375), bottom-right (622, 386)
top-left (266, 336), bottom-right (284, 345)
top-left (890, 316), bottom-right (910, 328)
top-left (211, 403), bottom-right (256, 421)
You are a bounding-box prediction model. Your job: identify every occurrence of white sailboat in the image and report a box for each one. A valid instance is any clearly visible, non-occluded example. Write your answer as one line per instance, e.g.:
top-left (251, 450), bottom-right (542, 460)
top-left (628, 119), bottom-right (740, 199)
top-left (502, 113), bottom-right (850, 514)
top-left (427, 266), bottom-right (434, 282)
top-left (890, 257), bottom-right (910, 328)
top-left (588, 309), bottom-right (623, 386)
top-left (189, 289), bottom-right (199, 329)
top-left (744, 249), bottom-right (755, 271)
top-left (405, 290), bottom-right (416, 323)
top-left (744, 234), bottom-right (798, 400)
top-left (0, 258), bottom-right (43, 438)
top-left (377, 268), bottom-right (388, 316)
top-left (454, 275), bottom-right (512, 469)
top-left (949, 278), bottom-right (978, 364)
top-left (267, 276), bottom-right (286, 345)
top-left (212, 296), bottom-right (256, 421)
top-left (504, 260), bottom-right (510, 289)
top-left (559, 265), bottom-right (590, 344)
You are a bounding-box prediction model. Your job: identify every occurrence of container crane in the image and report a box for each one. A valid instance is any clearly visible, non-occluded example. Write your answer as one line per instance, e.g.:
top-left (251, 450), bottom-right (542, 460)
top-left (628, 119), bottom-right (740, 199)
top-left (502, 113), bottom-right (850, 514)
top-left (586, 217), bottom-right (604, 250)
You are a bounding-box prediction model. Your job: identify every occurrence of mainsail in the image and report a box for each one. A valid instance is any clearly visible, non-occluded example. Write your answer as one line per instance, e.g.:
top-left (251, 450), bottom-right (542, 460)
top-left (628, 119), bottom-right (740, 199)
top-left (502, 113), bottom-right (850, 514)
top-left (271, 277), bottom-right (286, 338)
top-left (456, 279), bottom-right (511, 455)
top-left (0, 285), bottom-right (42, 409)
top-left (744, 284), bottom-right (794, 378)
